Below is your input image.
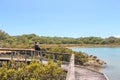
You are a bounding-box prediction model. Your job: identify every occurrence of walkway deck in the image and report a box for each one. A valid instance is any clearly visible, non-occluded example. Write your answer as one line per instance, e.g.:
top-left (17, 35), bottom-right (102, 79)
top-left (75, 67), bottom-right (107, 80)
top-left (0, 48), bottom-right (108, 80)
top-left (61, 64), bottom-right (107, 80)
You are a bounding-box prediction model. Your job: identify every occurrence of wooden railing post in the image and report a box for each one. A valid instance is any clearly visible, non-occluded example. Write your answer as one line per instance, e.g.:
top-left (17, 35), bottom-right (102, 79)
top-left (0, 61), bottom-right (2, 67)
top-left (38, 51), bottom-right (42, 63)
top-left (11, 51), bottom-right (14, 60)
top-left (31, 51), bottom-right (33, 58)
top-left (53, 53), bottom-right (55, 61)
top-left (25, 51), bottom-right (27, 63)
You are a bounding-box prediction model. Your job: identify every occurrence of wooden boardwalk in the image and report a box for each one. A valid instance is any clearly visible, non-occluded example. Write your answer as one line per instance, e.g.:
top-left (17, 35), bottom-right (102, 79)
top-left (62, 64), bottom-right (108, 80)
top-left (0, 48), bottom-right (108, 80)
top-left (75, 67), bottom-right (107, 80)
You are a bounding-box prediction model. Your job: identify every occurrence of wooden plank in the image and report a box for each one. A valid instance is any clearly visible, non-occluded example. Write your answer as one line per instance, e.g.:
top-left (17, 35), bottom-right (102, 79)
top-left (0, 48), bottom-right (34, 51)
top-left (66, 54), bottom-right (75, 80)
top-left (0, 51), bottom-right (12, 53)
top-left (0, 48), bottom-right (70, 55)
top-left (0, 57), bottom-right (34, 62)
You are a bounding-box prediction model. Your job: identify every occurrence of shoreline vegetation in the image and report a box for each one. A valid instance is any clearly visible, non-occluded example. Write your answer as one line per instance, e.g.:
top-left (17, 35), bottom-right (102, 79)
top-left (40, 44), bottom-right (120, 48)
top-left (0, 29), bottom-right (115, 68)
top-left (0, 29), bottom-right (113, 78)
top-left (40, 44), bottom-right (107, 69)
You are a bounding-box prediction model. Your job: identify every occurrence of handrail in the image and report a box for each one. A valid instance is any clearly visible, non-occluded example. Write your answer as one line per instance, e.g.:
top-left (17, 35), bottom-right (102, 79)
top-left (102, 73), bottom-right (109, 80)
top-left (0, 48), bottom-right (70, 55)
top-left (0, 49), bottom-right (71, 62)
top-left (0, 48), bottom-right (75, 80)
top-left (0, 48), bottom-right (34, 51)
top-left (66, 54), bottom-right (75, 80)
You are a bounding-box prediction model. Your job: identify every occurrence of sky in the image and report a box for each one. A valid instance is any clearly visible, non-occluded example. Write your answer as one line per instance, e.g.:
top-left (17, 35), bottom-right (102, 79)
top-left (0, 0), bottom-right (120, 38)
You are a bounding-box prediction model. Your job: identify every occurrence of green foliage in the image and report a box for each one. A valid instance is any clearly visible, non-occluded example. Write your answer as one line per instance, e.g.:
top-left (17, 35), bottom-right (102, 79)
top-left (0, 30), bottom-right (105, 66)
top-left (0, 29), bottom-right (9, 40)
top-left (1, 29), bottom-right (120, 48)
top-left (47, 47), bottom-right (88, 65)
top-left (0, 60), bottom-right (66, 80)
top-left (74, 51), bottom-right (88, 65)
top-left (47, 47), bottom-right (71, 61)
top-left (48, 47), bottom-right (73, 54)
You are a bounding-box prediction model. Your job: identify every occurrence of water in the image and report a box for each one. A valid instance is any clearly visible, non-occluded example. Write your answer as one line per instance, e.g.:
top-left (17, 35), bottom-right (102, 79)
top-left (71, 47), bottom-right (120, 80)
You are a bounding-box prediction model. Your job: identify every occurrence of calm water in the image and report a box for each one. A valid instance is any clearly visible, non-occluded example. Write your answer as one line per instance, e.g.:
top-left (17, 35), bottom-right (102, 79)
top-left (72, 47), bottom-right (120, 80)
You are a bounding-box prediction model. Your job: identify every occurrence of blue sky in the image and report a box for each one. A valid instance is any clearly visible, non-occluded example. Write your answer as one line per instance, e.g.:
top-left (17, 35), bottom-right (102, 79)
top-left (0, 0), bottom-right (120, 38)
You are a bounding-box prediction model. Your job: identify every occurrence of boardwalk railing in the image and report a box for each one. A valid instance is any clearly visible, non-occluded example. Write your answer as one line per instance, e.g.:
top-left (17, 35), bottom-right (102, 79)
top-left (0, 48), bottom-right (75, 80)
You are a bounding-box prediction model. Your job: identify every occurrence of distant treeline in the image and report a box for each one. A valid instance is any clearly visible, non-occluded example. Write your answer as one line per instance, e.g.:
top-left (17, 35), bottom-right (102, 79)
top-left (0, 30), bottom-right (105, 66)
top-left (0, 29), bottom-right (120, 48)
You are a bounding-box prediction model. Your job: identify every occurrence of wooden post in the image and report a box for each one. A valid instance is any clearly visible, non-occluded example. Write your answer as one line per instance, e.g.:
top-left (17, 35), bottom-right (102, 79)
top-left (11, 51), bottom-right (14, 60)
top-left (7, 60), bottom-right (9, 66)
top-left (38, 51), bottom-right (42, 63)
top-left (53, 53), bottom-right (55, 62)
top-left (31, 51), bottom-right (33, 59)
top-left (25, 51), bottom-right (27, 63)
top-left (0, 61), bottom-right (2, 67)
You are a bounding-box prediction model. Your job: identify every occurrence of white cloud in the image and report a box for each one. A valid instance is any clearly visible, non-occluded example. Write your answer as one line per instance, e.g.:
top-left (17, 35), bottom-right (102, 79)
top-left (114, 35), bottom-right (120, 38)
